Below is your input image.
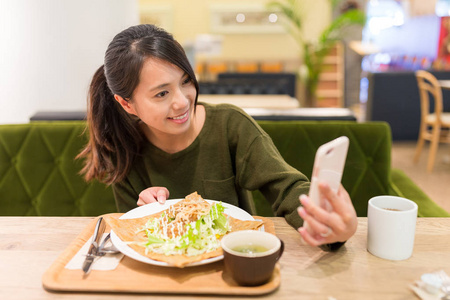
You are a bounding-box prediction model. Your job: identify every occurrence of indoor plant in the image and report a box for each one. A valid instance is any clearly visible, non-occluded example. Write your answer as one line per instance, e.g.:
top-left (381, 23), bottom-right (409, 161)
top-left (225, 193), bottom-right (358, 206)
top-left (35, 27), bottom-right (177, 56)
top-left (267, 0), bottom-right (365, 106)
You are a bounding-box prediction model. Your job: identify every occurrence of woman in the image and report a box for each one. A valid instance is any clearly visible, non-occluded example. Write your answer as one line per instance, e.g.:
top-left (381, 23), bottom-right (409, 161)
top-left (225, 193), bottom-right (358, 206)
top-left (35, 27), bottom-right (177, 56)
top-left (78, 24), bottom-right (357, 248)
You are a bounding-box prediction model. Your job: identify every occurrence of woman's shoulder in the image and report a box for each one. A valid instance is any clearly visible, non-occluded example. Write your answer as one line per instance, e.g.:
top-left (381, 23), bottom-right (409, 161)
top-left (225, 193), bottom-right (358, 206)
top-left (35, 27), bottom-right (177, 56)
top-left (200, 102), bottom-right (268, 138)
top-left (200, 102), bottom-right (258, 125)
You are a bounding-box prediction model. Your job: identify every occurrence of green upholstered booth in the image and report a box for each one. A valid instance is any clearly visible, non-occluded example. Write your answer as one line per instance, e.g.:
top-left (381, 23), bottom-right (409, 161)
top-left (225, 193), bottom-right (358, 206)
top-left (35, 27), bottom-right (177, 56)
top-left (0, 122), bottom-right (116, 216)
top-left (0, 121), bottom-right (448, 217)
top-left (254, 121), bottom-right (449, 217)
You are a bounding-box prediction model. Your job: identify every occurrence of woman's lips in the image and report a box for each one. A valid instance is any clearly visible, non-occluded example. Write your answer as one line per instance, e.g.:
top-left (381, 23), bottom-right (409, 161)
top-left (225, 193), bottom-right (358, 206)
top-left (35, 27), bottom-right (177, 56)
top-left (168, 110), bottom-right (189, 123)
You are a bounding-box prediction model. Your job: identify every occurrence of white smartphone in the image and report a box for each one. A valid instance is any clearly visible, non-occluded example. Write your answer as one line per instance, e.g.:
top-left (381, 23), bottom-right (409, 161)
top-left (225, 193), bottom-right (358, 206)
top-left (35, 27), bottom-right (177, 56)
top-left (307, 136), bottom-right (349, 213)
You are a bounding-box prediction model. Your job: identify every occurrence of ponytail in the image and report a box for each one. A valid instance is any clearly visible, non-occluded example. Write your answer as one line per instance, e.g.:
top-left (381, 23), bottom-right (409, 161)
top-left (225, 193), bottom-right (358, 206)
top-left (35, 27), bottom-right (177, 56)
top-left (77, 65), bottom-right (142, 184)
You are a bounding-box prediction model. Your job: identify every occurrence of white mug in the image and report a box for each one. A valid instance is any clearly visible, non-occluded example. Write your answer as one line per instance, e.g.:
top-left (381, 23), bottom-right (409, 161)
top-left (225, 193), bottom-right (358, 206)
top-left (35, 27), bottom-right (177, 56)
top-left (367, 195), bottom-right (418, 260)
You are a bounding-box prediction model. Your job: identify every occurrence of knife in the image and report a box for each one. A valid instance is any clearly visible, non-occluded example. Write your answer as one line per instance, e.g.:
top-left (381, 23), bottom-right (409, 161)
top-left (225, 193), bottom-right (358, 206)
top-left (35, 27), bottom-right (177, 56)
top-left (82, 217), bottom-right (106, 274)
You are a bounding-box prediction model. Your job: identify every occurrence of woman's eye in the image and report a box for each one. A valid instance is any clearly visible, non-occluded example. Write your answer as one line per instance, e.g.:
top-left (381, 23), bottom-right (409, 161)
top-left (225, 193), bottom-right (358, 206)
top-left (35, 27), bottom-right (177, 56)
top-left (182, 77), bottom-right (192, 85)
top-left (156, 91), bottom-right (168, 98)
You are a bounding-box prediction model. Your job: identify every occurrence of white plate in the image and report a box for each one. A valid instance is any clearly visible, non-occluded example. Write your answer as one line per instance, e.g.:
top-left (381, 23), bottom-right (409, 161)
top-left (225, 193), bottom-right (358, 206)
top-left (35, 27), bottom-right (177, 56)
top-left (110, 199), bottom-right (255, 267)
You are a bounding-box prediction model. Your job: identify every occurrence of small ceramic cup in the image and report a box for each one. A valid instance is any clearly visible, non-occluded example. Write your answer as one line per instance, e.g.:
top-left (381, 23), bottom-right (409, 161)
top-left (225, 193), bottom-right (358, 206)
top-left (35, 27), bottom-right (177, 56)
top-left (367, 195), bottom-right (418, 260)
top-left (221, 230), bottom-right (284, 286)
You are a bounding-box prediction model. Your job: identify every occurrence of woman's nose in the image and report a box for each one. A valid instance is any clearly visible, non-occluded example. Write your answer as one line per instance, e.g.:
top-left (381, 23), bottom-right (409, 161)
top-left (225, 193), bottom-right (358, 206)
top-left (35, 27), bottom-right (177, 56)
top-left (172, 88), bottom-right (190, 109)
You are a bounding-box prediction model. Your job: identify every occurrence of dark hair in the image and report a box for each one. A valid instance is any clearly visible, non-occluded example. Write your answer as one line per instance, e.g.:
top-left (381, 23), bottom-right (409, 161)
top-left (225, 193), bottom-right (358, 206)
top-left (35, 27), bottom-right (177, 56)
top-left (77, 24), bottom-right (199, 184)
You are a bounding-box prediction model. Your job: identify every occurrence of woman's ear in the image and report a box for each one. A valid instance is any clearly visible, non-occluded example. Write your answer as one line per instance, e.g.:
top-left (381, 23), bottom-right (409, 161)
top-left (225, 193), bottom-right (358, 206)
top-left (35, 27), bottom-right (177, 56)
top-left (114, 94), bottom-right (137, 115)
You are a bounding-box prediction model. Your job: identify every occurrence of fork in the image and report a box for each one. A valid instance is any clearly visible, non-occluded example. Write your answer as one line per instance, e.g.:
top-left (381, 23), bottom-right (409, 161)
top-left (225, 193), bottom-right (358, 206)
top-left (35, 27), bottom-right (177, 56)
top-left (438, 270), bottom-right (450, 300)
top-left (98, 233), bottom-right (120, 255)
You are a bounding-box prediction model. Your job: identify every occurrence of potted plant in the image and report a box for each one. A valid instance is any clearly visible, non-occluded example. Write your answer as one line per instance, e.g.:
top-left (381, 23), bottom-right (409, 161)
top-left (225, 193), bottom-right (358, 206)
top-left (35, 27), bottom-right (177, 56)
top-left (267, 0), bottom-right (365, 106)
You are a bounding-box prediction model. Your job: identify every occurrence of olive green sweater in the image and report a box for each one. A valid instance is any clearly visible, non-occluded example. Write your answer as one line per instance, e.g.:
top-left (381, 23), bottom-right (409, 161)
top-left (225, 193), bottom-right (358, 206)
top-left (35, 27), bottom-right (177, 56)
top-left (113, 102), bottom-right (310, 229)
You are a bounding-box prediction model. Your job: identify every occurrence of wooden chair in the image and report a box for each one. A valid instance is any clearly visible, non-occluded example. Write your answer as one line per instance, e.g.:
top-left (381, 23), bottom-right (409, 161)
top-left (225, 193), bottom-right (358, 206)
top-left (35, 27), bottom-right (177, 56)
top-left (414, 70), bottom-right (450, 172)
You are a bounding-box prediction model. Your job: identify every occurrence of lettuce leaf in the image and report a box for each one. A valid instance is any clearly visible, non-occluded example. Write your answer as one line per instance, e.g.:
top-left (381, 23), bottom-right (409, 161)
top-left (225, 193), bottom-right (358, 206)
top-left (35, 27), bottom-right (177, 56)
top-left (210, 203), bottom-right (229, 233)
top-left (145, 233), bottom-right (164, 246)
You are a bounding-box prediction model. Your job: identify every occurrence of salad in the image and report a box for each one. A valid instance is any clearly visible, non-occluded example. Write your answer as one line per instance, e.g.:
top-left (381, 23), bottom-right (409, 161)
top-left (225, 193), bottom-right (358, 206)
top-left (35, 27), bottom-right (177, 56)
top-left (139, 196), bottom-right (230, 256)
top-left (103, 192), bottom-right (264, 267)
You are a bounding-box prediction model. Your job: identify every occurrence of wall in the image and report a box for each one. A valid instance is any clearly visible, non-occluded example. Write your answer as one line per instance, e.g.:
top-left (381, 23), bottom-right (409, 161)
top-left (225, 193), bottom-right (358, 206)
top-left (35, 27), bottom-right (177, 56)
top-left (139, 0), bottom-right (332, 106)
top-left (139, 0), bottom-right (331, 61)
top-left (0, 0), bottom-right (139, 124)
top-left (0, 0), bottom-right (332, 124)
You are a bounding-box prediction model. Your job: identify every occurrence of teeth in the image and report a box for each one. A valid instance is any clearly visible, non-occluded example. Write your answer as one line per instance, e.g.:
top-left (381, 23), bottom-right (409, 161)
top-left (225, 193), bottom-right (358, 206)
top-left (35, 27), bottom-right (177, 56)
top-left (172, 112), bottom-right (188, 120)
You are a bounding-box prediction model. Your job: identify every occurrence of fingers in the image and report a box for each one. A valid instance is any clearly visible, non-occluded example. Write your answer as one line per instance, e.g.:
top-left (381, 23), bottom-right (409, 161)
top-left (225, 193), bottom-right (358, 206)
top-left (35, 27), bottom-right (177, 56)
top-left (297, 191), bottom-right (355, 246)
top-left (137, 187), bottom-right (169, 206)
top-left (320, 183), bottom-right (357, 232)
top-left (156, 188), bottom-right (169, 204)
top-left (137, 197), bottom-right (147, 206)
top-left (318, 182), bottom-right (342, 212)
top-left (297, 182), bottom-right (358, 246)
top-left (297, 196), bottom-right (331, 236)
top-left (298, 227), bottom-right (323, 247)
top-left (297, 196), bottom-right (336, 245)
top-left (137, 190), bottom-right (154, 206)
top-left (299, 194), bottom-right (343, 232)
top-left (315, 182), bottom-right (354, 227)
top-left (297, 210), bottom-right (332, 246)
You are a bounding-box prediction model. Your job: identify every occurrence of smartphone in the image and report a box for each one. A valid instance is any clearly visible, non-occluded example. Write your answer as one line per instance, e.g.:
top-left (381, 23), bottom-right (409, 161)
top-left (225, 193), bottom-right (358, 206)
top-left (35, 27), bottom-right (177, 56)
top-left (306, 136), bottom-right (349, 215)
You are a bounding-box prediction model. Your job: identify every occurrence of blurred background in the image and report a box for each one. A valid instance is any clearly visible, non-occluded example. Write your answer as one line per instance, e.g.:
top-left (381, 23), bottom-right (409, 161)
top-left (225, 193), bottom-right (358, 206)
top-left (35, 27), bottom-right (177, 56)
top-left (0, 0), bottom-right (447, 124)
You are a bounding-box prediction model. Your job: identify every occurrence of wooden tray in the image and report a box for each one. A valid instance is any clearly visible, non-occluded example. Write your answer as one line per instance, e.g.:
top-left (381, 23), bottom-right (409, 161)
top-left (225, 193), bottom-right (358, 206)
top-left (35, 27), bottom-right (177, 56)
top-left (42, 213), bottom-right (280, 295)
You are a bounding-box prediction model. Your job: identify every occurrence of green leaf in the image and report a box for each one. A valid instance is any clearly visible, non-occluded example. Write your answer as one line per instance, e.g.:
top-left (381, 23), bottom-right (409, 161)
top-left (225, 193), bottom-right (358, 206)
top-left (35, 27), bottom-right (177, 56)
top-left (265, 0), bottom-right (366, 101)
top-left (320, 9), bottom-right (366, 43)
top-left (266, 0), bottom-right (303, 42)
top-left (145, 234), bottom-right (164, 245)
top-left (213, 214), bottom-right (228, 233)
top-left (209, 202), bottom-right (224, 220)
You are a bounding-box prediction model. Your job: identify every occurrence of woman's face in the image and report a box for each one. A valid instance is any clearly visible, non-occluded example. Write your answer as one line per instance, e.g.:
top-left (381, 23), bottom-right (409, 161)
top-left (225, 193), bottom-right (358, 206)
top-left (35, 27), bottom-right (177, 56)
top-left (121, 58), bottom-right (197, 139)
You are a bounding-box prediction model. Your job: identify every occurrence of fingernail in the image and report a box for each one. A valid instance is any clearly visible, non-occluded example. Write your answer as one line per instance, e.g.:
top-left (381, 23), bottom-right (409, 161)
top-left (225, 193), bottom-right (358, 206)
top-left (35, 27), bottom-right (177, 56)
top-left (297, 206), bottom-right (305, 217)
top-left (299, 194), bottom-right (309, 206)
top-left (319, 181), bottom-right (329, 188)
top-left (157, 195), bottom-right (165, 203)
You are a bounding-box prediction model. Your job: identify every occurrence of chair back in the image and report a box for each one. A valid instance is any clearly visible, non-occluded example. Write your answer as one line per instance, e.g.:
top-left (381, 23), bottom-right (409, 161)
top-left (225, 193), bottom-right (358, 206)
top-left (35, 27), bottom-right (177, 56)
top-left (415, 70), bottom-right (444, 123)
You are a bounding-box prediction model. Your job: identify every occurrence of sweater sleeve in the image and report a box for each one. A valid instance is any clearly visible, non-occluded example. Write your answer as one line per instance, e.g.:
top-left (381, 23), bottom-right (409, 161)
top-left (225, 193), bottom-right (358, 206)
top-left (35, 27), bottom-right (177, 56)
top-left (235, 131), bottom-right (310, 229)
top-left (236, 133), bottom-right (346, 251)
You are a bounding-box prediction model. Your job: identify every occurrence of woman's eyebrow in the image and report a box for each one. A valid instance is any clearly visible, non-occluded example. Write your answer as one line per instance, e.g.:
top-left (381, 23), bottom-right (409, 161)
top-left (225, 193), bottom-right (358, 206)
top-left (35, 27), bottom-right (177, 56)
top-left (149, 73), bottom-right (189, 92)
top-left (150, 83), bottom-right (170, 92)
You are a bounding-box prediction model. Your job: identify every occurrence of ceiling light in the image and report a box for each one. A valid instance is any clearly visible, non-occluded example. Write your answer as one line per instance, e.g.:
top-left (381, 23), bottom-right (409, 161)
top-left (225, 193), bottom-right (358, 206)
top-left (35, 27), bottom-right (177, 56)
top-left (236, 13), bottom-right (245, 23)
top-left (268, 13), bottom-right (278, 23)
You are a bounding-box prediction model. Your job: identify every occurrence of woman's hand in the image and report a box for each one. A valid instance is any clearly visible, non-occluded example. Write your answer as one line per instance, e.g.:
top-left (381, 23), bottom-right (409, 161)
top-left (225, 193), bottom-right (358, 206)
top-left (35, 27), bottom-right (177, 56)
top-left (297, 182), bottom-right (357, 247)
top-left (137, 187), bottom-right (169, 206)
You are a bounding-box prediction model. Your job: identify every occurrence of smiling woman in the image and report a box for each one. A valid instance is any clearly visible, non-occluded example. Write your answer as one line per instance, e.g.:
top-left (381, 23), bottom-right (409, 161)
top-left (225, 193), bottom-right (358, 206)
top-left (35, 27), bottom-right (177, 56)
top-left (77, 24), bottom-right (200, 184)
top-left (77, 24), bottom-right (358, 250)
top-left (114, 58), bottom-right (204, 154)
